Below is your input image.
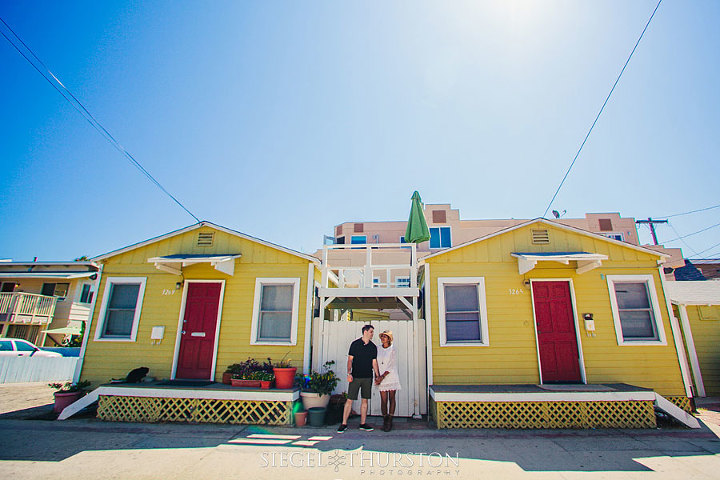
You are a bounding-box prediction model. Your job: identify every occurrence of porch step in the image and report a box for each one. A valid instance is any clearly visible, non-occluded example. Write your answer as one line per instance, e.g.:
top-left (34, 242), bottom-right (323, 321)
top-left (654, 393), bottom-right (700, 429)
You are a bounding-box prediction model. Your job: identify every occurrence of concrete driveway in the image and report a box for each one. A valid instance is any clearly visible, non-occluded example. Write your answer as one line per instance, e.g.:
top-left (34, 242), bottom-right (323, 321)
top-left (1, 382), bottom-right (719, 479)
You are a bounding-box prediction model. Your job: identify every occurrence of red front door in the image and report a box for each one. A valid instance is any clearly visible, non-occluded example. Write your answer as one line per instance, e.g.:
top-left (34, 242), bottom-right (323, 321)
top-left (532, 281), bottom-right (582, 383)
top-left (176, 282), bottom-right (222, 379)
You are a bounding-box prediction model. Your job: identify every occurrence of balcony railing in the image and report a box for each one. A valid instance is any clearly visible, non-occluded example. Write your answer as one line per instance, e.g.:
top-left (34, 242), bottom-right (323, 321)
top-left (0, 292), bottom-right (58, 324)
top-left (320, 243), bottom-right (418, 290)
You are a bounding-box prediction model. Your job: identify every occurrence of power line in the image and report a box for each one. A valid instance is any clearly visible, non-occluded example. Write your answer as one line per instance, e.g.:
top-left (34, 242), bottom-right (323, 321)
top-left (662, 220), bottom-right (720, 243)
top-left (688, 240), bottom-right (720, 258)
top-left (542, 0), bottom-right (663, 218)
top-left (667, 221), bottom-right (699, 256)
top-left (0, 17), bottom-right (200, 223)
top-left (657, 203), bottom-right (720, 219)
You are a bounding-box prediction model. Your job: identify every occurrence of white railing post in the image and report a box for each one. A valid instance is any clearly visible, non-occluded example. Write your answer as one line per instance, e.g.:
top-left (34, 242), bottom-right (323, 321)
top-left (321, 246), bottom-right (329, 288)
top-left (411, 244), bottom-right (417, 288)
top-left (364, 245), bottom-right (372, 288)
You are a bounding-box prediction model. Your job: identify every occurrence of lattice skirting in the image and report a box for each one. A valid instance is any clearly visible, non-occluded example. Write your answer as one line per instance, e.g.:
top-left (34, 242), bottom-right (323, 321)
top-left (665, 396), bottom-right (692, 413)
top-left (97, 395), bottom-right (293, 425)
top-left (430, 398), bottom-right (656, 429)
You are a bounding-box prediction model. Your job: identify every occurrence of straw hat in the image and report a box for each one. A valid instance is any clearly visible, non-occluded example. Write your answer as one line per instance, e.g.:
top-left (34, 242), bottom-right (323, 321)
top-left (379, 330), bottom-right (393, 344)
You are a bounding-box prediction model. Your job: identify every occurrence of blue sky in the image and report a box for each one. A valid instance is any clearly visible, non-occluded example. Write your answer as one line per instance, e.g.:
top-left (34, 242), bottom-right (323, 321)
top-left (1, 1), bottom-right (718, 260)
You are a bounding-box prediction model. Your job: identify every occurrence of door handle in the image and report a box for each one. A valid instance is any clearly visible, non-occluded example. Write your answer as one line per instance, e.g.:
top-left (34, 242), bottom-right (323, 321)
top-left (181, 330), bottom-right (186, 335)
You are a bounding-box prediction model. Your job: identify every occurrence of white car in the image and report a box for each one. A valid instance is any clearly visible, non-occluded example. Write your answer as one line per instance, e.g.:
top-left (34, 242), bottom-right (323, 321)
top-left (0, 338), bottom-right (63, 357)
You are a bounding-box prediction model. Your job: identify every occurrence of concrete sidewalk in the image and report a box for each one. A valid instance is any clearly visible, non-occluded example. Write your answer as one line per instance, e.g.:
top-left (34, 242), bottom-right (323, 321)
top-left (1, 382), bottom-right (720, 479)
top-left (1, 414), bottom-right (720, 479)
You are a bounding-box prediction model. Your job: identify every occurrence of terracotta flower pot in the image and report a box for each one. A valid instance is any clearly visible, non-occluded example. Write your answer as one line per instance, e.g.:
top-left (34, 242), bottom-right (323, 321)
top-left (53, 391), bottom-right (84, 413)
top-left (273, 367), bottom-right (297, 389)
top-left (294, 411), bottom-right (307, 427)
top-left (231, 378), bottom-right (261, 388)
top-left (222, 372), bottom-right (233, 385)
top-left (260, 380), bottom-right (273, 390)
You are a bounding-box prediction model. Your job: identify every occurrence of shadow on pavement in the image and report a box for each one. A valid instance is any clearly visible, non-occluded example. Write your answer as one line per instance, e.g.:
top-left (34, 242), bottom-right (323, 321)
top-left (0, 414), bottom-right (719, 473)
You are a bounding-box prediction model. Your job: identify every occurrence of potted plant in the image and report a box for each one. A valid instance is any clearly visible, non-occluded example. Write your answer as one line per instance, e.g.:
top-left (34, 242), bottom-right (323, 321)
top-left (272, 353), bottom-right (297, 389)
top-left (260, 371), bottom-right (275, 390)
top-left (230, 358), bottom-right (262, 387)
top-left (49, 380), bottom-right (91, 413)
top-left (300, 361), bottom-right (339, 410)
top-left (223, 363), bottom-right (246, 384)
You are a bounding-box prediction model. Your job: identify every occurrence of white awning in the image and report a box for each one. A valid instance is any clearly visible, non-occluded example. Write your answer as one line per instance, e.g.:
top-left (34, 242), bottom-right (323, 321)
top-left (510, 252), bottom-right (608, 275)
top-left (147, 254), bottom-right (242, 276)
top-left (665, 281), bottom-right (720, 305)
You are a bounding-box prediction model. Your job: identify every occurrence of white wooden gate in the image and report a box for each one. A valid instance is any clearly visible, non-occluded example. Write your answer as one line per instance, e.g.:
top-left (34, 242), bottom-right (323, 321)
top-left (314, 319), bottom-right (426, 417)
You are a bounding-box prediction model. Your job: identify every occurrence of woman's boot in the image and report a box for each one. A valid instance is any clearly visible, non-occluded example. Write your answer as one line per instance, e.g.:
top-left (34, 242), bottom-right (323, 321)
top-left (387, 415), bottom-right (393, 431)
top-left (383, 415), bottom-right (390, 432)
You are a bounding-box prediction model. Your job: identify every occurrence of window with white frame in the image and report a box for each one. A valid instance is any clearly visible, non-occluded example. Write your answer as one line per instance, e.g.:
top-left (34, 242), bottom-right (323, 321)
top-left (95, 277), bottom-right (146, 341)
top-left (79, 284), bottom-right (94, 304)
top-left (395, 276), bottom-right (410, 287)
top-left (607, 275), bottom-right (666, 345)
top-left (430, 227), bottom-right (451, 249)
top-left (601, 233), bottom-right (624, 241)
top-left (41, 282), bottom-right (70, 300)
top-left (251, 278), bottom-right (300, 345)
top-left (437, 277), bottom-right (489, 346)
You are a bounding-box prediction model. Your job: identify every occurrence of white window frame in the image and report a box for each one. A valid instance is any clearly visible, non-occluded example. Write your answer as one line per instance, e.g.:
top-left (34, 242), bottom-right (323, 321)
top-left (94, 277), bottom-right (147, 342)
top-left (606, 274), bottom-right (667, 346)
top-left (601, 232), bottom-right (624, 241)
top-left (395, 276), bottom-right (411, 288)
top-left (77, 282), bottom-right (94, 304)
top-left (430, 227), bottom-right (452, 249)
top-left (437, 277), bottom-right (489, 347)
top-left (250, 278), bottom-right (301, 346)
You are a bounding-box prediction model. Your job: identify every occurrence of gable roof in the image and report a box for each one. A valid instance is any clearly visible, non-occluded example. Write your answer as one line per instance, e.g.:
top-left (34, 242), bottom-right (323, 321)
top-left (422, 218), bottom-right (668, 261)
top-left (92, 221), bottom-right (319, 264)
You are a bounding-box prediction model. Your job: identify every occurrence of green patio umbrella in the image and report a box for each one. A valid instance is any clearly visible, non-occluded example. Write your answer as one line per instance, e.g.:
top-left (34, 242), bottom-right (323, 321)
top-left (405, 191), bottom-right (431, 244)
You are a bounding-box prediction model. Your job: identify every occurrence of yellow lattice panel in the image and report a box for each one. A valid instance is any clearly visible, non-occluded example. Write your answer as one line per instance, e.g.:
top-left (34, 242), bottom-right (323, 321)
top-left (435, 400), bottom-right (656, 429)
top-left (97, 396), bottom-right (292, 425)
top-left (665, 396), bottom-right (692, 412)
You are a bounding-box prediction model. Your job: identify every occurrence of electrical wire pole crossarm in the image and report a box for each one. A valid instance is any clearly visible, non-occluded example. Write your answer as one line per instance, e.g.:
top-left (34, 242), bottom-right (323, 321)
top-left (636, 218), bottom-right (668, 246)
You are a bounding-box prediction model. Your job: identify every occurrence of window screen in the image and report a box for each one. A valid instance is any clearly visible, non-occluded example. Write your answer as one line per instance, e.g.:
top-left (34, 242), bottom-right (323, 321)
top-left (444, 284), bottom-right (481, 342)
top-left (258, 285), bottom-right (293, 341)
top-left (102, 283), bottom-right (140, 337)
top-left (80, 284), bottom-right (94, 303)
top-left (613, 282), bottom-right (658, 340)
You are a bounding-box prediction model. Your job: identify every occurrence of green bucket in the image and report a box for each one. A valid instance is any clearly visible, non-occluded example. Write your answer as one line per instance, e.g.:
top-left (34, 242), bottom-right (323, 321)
top-left (307, 407), bottom-right (326, 427)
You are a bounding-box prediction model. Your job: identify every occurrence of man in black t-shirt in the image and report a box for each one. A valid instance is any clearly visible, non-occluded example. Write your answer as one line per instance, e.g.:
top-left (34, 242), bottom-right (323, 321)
top-left (337, 324), bottom-right (381, 433)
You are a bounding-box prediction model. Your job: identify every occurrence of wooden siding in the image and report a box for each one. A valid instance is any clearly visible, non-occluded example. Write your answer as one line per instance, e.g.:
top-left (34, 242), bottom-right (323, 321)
top-left (682, 304), bottom-right (720, 396)
top-left (80, 227), bottom-right (312, 386)
top-left (426, 223), bottom-right (686, 396)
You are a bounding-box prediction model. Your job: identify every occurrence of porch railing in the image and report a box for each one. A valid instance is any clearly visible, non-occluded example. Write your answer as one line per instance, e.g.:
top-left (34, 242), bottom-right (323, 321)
top-left (0, 292), bottom-right (58, 324)
top-left (321, 243), bottom-right (418, 289)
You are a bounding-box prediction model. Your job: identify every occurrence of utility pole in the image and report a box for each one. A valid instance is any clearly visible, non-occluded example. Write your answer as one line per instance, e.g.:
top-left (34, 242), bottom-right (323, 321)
top-left (636, 218), bottom-right (668, 245)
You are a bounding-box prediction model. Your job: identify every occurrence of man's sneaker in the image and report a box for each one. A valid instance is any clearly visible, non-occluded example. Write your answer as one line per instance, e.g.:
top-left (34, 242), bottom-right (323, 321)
top-left (337, 424), bottom-right (348, 433)
top-left (359, 423), bottom-right (374, 431)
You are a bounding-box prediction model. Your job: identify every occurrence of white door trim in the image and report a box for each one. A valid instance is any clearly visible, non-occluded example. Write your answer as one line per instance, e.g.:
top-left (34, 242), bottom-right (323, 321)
top-left (529, 278), bottom-right (587, 384)
top-left (171, 280), bottom-right (226, 380)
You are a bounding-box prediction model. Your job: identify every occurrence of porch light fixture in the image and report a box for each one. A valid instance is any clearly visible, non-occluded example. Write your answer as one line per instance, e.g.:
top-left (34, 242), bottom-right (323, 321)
top-left (175, 281), bottom-right (183, 290)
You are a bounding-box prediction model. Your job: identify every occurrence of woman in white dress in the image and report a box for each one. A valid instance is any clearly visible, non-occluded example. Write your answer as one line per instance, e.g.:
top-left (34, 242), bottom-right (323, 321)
top-left (375, 330), bottom-right (401, 432)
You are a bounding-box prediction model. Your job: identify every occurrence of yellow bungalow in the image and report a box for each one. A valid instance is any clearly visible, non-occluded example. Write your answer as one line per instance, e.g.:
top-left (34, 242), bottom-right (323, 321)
top-left (422, 219), bottom-right (697, 429)
top-left (70, 221), bottom-right (319, 425)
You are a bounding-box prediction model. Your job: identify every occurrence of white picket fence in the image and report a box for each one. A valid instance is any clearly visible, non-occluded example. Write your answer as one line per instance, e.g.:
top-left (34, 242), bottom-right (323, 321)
top-left (0, 356), bottom-right (79, 383)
